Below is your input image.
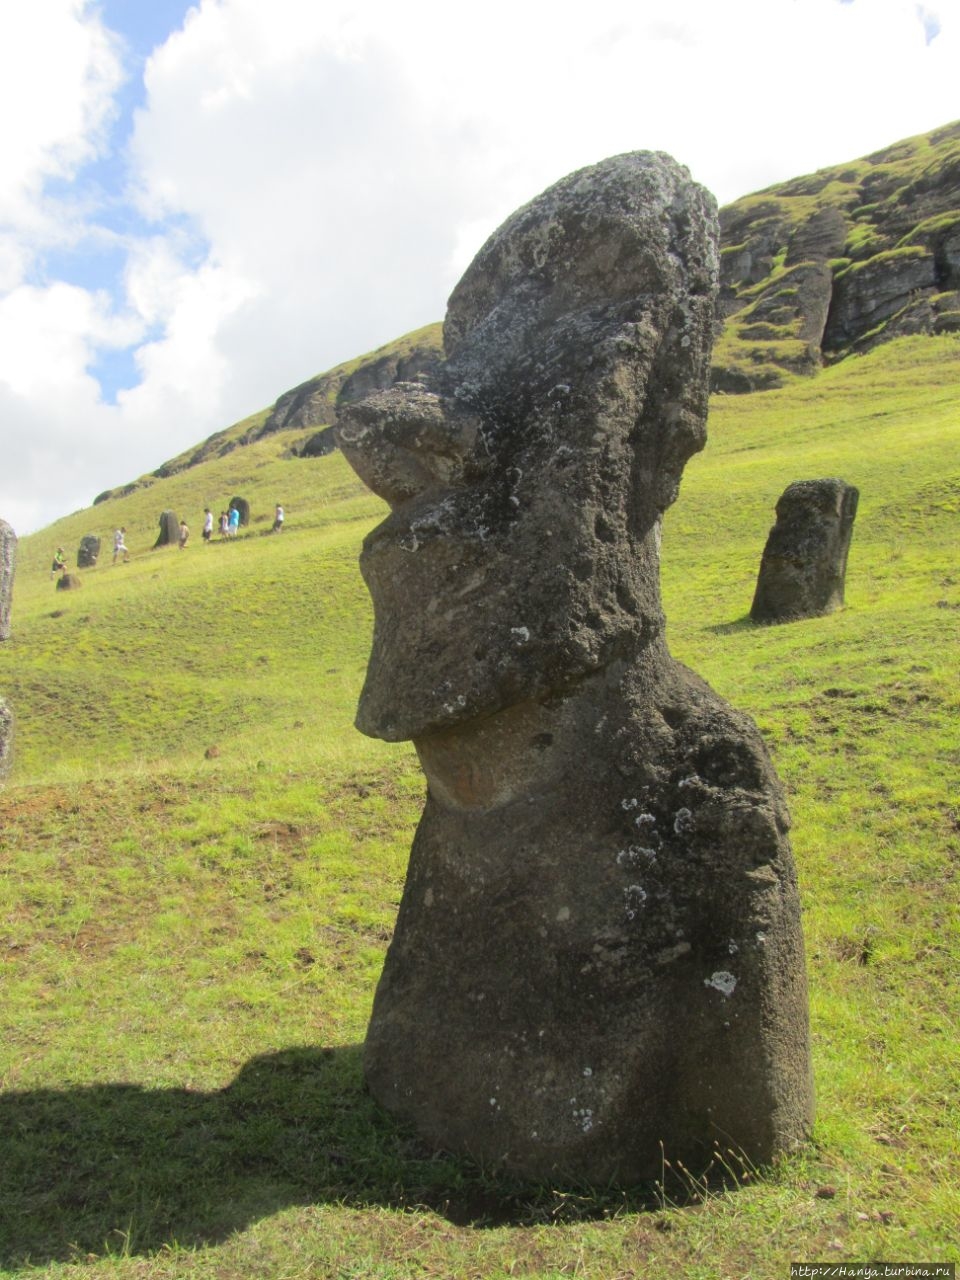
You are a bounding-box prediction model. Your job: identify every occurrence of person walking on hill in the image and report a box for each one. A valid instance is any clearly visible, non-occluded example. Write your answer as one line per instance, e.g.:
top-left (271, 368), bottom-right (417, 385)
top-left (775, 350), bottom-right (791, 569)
top-left (272, 503), bottom-right (284, 533)
top-left (228, 506), bottom-right (240, 537)
top-left (219, 510), bottom-right (229, 538)
top-left (50, 547), bottom-right (65, 578)
top-left (113, 528), bottom-right (130, 564)
top-left (179, 519), bottom-right (190, 550)
top-left (202, 508), bottom-right (214, 543)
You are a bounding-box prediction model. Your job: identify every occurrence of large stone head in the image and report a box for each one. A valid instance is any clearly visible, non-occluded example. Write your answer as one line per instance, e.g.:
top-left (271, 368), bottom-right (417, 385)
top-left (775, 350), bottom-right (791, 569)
top-left (337, 152), bottom-right (718, 741)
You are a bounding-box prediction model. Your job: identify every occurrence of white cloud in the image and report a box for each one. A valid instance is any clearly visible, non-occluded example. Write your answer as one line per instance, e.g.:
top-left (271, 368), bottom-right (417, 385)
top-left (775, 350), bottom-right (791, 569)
top-left (0, 0), bottom-right (121, 260)
top-left (1, 0), bottom-right (958, 535)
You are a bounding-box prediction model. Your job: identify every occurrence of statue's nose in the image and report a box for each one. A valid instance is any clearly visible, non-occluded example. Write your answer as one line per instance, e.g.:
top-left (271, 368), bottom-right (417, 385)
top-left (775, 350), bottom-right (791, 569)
top-left (335, 383), bottom-right (477, 508)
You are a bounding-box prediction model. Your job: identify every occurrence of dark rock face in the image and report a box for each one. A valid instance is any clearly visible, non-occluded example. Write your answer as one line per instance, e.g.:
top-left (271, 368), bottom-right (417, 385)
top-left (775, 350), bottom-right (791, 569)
top-left (0, 519), bottom-right (15, 642)
top-left (296, 426), bottom-right (338, 458)
top-left (77, 535), bottom-right (101, 568)
top-left (751, 480), bottom-right (859, 623)
top-left (338, 152), bottom-right (813, 1183)
top-left (824, 250), bottom-right (938, 349)
top-left (717, 121), bottom-right (960, 387)
top-left (229, 497), bottom-right (250, 527)
top-left (0, 697), bottom-right (12, 780)
top-left (155, 511), bottom-right (180, 548)
top-left (262, 334), bottom-right (443, 437)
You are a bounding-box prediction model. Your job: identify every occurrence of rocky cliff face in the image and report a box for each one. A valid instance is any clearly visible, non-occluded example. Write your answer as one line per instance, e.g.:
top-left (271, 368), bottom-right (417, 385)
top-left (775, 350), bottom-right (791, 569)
top-left (93, 325), bottom-right (444, 503)
top-left (714, 120), bottom-right (960, 391)
top-left (262, 329), bottom-right (443, 438)
top-left (92, 122), bottom-right (960, 506)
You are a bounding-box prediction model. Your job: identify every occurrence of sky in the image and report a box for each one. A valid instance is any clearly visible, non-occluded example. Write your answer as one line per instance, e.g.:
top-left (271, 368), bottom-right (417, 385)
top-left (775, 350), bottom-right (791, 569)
top-left (1, 0), bottom-right (958, 536)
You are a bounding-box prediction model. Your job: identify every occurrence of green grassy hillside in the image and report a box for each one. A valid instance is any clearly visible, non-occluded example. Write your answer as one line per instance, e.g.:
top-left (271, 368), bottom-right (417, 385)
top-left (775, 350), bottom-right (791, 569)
top-left (0, 333), bottom-right (958, 1276)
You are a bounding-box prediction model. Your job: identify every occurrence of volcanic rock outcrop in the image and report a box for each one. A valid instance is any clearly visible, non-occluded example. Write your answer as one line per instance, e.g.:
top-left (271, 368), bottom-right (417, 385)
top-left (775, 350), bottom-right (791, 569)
top-left (337, 152), bottom-right (814, 1183)
top-left (715, 120), bottom-right (960, 390)
top-left (751, 480), bottom-right (859, 623)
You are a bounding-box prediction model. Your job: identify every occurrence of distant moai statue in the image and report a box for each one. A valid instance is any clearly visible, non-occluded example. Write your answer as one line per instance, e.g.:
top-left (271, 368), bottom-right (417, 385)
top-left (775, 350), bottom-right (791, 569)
top-left (77, 535), bottom-right (101, 568)
top-left (751, 479), bottom-right (859, 623)
top-left (0, 697), bottom-right (12, 780)
top-left (229, 497), bottom-right (250, 527)
top-left (155, 511), bottom-right (180, 548)
top-left (337, 153), bottom-right (814, 1183)
top-left (0, 519), bottom-right (15, 641)
top-left (0, 518), bottom-right (16, 779)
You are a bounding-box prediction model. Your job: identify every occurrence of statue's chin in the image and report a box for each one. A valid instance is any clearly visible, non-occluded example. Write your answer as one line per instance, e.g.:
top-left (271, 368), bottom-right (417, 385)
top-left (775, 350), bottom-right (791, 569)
top-left (353, 663), bottom-right (527, 744)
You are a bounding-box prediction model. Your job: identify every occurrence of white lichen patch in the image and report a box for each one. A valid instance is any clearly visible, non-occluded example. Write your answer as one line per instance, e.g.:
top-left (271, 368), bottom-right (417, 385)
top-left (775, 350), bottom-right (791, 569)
top-left (634, 812), bottom-right (657, 829)
top-left (510, 626), bottom-right (531, 644)
top-left (728, 940), bottom-right (739, 954)
top-left (704, 970), bottom-right (738, 997)
top-left (673, 807), bottom-right (694, 835)
top-left (423, 887), bottom-right (434, 907)
top-left (556, 906), bottom-right (571, 923)
top-left (621, 797), bottom-right (639, 811)
top-left (583, 1066), bottom-right (593, 1077)
top-left (623, 884), bottom-right (647, 919)
top-left (678, 774), bottom-right (698, 789)
top-left (616, 846), bottom-right (657, 868)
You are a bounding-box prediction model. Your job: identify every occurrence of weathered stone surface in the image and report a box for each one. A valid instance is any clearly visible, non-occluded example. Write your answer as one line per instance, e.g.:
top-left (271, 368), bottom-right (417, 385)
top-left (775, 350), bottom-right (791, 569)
top-left (229, 496), bottom-right (250, 527)
top-left (784, 205), bottom-right (848, 268)
top-left (0, 519), bottom-right (15, 641)
top-left (0, 697), bottom-right (12, 780)
top-left (824, 250), bottom-right (938, 350)
top-left (338, 152), bottom-right (813, 1183)
top-left (77, 535), bottom-right (101, 568)
top-left (155, 511), bottom-right (180, 548)
top-left (55, 573), bottom-right (82, 591)
top-left (751, 480), bottom-right (859, 623)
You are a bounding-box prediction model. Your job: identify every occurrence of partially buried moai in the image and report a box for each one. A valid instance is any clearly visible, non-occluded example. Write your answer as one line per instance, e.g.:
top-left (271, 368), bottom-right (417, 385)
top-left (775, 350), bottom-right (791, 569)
top-left (336, 152), bottom-right (814, 1183)
top-left (0, 519), bottom-right (15, 643)
top-left (751, 479), bottom-right (859, 624)
top-left (1, 517), bottom-right (16, 779)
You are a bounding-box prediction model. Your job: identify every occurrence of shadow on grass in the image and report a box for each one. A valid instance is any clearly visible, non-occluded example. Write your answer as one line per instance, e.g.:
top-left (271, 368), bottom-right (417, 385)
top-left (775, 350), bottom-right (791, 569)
top-left (705, 615), bottom-right (757, 636)
top-left (0, 1045), bottom-right (663, 1267)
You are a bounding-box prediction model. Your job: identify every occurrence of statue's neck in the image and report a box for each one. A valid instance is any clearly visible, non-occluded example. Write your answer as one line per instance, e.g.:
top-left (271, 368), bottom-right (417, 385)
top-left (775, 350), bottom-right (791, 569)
top-left (414, 638), bottom-right (670, 812)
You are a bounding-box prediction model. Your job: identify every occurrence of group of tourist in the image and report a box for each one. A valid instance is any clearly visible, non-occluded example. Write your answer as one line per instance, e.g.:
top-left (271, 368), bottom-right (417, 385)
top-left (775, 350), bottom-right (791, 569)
top-left (49, 502), bottom-right (285, 579)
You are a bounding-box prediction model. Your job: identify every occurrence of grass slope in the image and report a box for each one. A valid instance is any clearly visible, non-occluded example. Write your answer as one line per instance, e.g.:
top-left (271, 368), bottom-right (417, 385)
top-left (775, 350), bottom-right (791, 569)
top-left (0, 334), bottom-right (958, 1276)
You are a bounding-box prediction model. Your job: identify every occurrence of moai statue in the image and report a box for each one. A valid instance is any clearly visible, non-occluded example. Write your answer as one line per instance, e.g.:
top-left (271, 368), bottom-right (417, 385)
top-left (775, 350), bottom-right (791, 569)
top-left (337, 153), bottom-right (814, 1183)
top-left (77, 535), bottom-right (101, 568)
top-left (0, 518), bottom-right (16, 778)
top-left (0, 519), bottom-right (15, 642)
top-left (155, 510), bottom-right (180, 548)
top-left (229, 497), bottom-right (250, 527)
top-left (751, 480), bottom-right (859, 623)
top-left (0, 697), bottom-right (11, 780)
